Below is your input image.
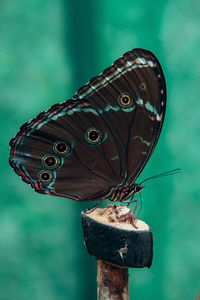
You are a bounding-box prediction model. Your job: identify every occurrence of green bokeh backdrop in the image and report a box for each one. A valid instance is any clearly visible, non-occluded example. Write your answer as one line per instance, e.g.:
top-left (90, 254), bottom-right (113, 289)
top-left (1, 1), bottom-right (200, 299)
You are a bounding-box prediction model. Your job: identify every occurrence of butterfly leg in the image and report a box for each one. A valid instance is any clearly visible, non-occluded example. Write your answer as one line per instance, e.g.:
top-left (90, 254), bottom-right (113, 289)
top-left (127, 193), bottom-right (142, 218)
top-left (84, 198), bottom-right (105, 214)
top-left (136, 192), bottom-right (142, 218)
top-left (121, 198), bottom-right (138, 217)
top-left (121, 191), bottom-right (143, 218)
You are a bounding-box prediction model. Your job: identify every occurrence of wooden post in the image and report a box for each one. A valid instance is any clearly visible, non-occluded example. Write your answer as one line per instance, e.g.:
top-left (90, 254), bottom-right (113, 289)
top-left (82, 204), bottom-right (153, 299)
top-left (97, 260), bottom-right (129, 300)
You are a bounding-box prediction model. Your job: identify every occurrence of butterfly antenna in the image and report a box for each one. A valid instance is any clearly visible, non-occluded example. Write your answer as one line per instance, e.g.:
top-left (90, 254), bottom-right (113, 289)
top-left (140, 168), bottom-right (181, 184)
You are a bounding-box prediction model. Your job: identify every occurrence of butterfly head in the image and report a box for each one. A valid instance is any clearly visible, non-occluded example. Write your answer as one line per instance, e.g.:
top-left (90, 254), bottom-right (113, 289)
top-left (122, 183), bottom-right (144, 201)
top-left (133, 183), bottom-right (144, 195)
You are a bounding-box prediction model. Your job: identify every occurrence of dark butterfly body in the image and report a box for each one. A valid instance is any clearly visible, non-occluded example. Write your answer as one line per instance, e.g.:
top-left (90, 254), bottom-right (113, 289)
top-left (9, 48), bottom-right (166, 205)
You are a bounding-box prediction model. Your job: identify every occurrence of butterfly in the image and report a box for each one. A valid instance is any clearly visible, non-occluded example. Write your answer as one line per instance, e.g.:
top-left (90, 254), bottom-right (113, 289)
top-left (9, 48), bottom-right (166, 208)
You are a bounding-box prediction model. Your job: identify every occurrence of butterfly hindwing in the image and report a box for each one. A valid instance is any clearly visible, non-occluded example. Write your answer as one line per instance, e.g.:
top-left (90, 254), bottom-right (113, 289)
top-left (9, 100), bottom-right (117, 200)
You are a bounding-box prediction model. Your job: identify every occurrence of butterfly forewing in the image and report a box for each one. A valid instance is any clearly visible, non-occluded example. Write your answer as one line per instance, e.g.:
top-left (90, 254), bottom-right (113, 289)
top-left (74, 48), bottom-right (166, 185)
top-left (9, 48), bottom-right (166, 201)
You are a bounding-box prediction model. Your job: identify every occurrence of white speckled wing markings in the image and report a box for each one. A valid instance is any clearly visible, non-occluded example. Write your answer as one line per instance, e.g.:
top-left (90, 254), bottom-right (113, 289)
top-left (74, 48), bottom-right (166, 186)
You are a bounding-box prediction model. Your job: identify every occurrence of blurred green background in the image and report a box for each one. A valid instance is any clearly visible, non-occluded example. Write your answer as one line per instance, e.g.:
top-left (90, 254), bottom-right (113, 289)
top-left (1, 0), bottom-right (200, 299)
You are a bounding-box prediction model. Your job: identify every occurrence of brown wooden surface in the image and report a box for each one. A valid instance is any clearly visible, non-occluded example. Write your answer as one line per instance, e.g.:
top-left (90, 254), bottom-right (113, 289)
top-left (97, 260), bottom-right (129, 300)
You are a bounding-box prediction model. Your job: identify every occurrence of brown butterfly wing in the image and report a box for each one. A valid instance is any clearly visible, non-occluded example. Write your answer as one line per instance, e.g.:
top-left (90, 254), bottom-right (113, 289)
top-left (9, 49), bottom-right (166, 201)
